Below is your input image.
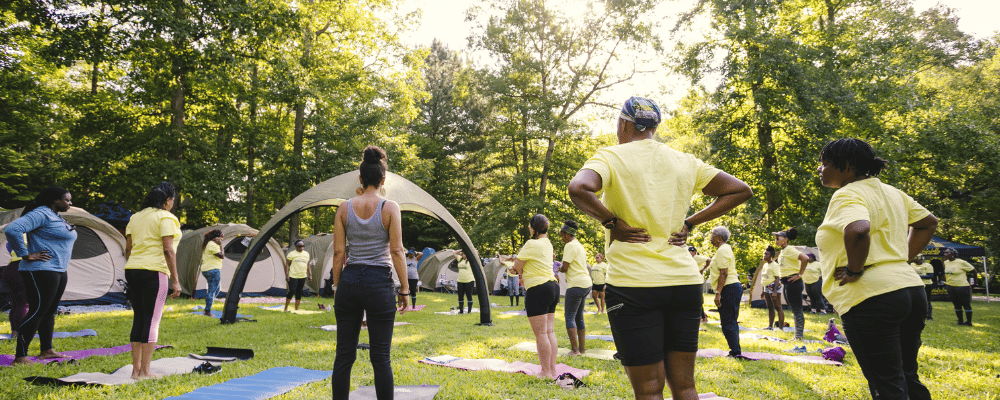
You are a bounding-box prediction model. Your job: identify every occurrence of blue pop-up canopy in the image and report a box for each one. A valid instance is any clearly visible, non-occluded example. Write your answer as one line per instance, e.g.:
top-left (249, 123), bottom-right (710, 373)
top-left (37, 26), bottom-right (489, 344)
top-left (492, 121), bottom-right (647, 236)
top-left (922, 236), bottom-right (986, 258)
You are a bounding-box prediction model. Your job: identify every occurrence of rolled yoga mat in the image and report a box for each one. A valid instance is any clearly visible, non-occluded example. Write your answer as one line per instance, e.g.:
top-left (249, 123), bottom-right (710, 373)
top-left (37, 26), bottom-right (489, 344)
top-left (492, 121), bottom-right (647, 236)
top-left (508, 341), bottom-right (617, 361)
top-left (165, 366), bottom-right (331, 399)
top-left (1, 344), bottom-right (170, 367)
top-left (0, 329), bottom-right (97, 340)
top-left (349, 385), bottom-right (441, 400)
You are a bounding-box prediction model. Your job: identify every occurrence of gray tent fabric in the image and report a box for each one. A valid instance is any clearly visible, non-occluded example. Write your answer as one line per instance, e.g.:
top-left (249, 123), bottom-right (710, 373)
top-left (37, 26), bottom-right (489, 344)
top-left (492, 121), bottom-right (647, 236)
top-left (482, 258), bottom-right (507, 293)
top-left (417, 250), bottom-right (459, 291)
top-left (176, 224), bottom-right (286, 297)
top-left (224, 171), bottom-right (493, 325)
top-left (1, 207), bottom-right (126, 304)
top-left (300, 233), bottom-right (335, 293)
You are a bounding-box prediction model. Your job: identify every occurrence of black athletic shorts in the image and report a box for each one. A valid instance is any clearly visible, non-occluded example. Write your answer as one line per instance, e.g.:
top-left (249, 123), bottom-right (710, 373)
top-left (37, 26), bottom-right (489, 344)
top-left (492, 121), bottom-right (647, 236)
top-left (591, 284), bottom-right (605, 293)
top-left (606, 284), bottom-right (703, 366)
top-left (525, 280), bottom-right (559, 317)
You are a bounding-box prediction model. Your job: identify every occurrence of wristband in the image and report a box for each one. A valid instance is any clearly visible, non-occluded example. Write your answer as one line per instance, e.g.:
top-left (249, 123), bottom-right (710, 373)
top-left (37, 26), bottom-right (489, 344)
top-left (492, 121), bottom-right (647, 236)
top-left (397, 290), bottom-right (410, 296)
top-left (844, 269), bottom-right (864, 278)
top-left (602, 216), bottom-right (618, 229)
top-left (684, 220), bottom-right (694, 230)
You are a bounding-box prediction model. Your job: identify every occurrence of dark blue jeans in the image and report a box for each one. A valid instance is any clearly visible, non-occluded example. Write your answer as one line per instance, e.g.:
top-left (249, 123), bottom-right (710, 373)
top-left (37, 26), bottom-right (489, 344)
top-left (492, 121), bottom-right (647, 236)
top-left (719, 282), bottom-right (743, 356)
top-left (564, 287), bottom-right (591, 330)
top-left (332, 265), bottom-right (396, 400)
top-left (841, 286), bottom-right (931, 400)
top-left (201, 269), bottom-right (221, 312)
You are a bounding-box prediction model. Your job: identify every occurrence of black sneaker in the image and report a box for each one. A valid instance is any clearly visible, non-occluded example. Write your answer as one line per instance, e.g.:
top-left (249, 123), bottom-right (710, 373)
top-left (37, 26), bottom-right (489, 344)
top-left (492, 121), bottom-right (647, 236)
top-left (193, 362), bottom-right (222, 374)
top-left (554, 372), bottom-right (586, 389)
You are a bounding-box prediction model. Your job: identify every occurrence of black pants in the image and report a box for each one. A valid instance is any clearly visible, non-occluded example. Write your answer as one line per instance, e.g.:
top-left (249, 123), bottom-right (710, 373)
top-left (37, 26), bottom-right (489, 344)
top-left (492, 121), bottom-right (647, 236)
top-left (781, 277), bottom-right (805, 339)
top-left (946, 286), bottom-right (972, 323)
top-left (407, 278), bottom-right (418, 304)
top-left (805, 279), bottom-right (827, 312)
top-left (332, 265), bottom-right (396, 400)
top-left (126, 269), bottom-right (167, 343)
top-left (16, 270), bottom-right (67, 358)
top-left (456, 281), bottom-right (474, 311)
top-left (719, 282), bottom-right (743, 356)
top-left (286, 277), bottom-right (306, 300)
top-left (841, 286), bottom-right (931, 400)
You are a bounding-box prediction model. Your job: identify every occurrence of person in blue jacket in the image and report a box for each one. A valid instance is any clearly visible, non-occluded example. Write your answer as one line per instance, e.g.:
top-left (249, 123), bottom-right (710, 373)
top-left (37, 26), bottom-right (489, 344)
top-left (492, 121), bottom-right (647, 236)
top-left (4, 186), bottom-right (78, 365)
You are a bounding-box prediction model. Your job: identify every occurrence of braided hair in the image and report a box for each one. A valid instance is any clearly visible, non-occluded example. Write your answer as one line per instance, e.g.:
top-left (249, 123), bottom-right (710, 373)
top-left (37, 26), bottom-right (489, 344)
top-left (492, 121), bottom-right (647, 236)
top-left (819, 138), bottom-right (888, 177)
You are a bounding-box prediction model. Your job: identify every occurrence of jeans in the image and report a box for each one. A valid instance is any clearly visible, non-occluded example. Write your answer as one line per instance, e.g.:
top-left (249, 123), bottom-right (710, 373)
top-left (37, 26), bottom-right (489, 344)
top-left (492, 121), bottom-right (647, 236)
top-left (564, 287), bottom-right (591, 330)
top-left (781, 277), bottom-right (805, 339)
top-left (806, 279), bottom-right (827, 312)
top-left (16, 270), bottom-right (67, 358)
top-left (841, 286), bottom-right (931, 400)
top-left (719, 282), bottom-right (742, 356)
top-left (202, 269), bottom-right (221, 312)
top-left (332, 265), bottom-right (396, 400)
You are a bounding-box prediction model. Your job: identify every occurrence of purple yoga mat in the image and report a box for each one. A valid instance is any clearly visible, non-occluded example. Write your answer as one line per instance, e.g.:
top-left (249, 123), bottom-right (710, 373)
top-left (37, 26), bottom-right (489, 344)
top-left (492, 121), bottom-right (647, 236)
top-left (419, 356), bottom-right (591, 378)
top-left (0, 344), bottom-right (171, 367)
top-left (0, 329), bottom-right (97, 340)
top-left (696, 348), bottom-right (841, 366)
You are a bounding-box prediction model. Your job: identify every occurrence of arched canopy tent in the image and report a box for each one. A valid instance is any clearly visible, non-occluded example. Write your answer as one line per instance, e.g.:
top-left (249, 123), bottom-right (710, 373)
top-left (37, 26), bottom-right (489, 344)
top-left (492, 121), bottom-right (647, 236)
top-left (1, 207), bottom-right (127, 305)
top-left (176, 224), bottom-right (287, 298)
top-left (748, 246), bottom-right (816, 308)
top-left (417, 250), bottom-right (459, 291)
top-left (223, 171), bottom-right (492, 324)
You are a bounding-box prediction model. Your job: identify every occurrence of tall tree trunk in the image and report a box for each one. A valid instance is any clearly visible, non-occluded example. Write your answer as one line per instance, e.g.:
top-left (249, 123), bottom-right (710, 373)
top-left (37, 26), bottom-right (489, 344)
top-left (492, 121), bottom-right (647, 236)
top-left (756, 120), bottom-right (781, 217)
top-left (170, 0), bottom-right (186, 160)
top-left (537, 134), bottom-right (555, 212)
top-left (288, 7), bottom-right (315, 245)
top-left (246, 64), bottom-right (259, 227)
top-left (91, 63), bottom-right (98, 94)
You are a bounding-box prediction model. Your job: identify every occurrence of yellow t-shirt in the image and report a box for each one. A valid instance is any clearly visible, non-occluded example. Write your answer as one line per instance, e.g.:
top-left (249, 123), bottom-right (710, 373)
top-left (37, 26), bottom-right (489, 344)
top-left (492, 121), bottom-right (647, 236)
top-left (692, 254), bottom-right (709, 269)
top-left (201, 241), bottom-right (222, 272)
top-left (456, 259), bottom-right (475, 283)
top-left (802, 261), bottom-right (822, 285)
top-left (125, 208), bottom-right (181, 276)
top-left (590, 262), bottom-right (608, 285)
top-left (943, 259), bottom-right (974, 287)
top-left (562, 239), bottom-right (592, 289)
top-left (516, 238), bottom-right (556, 289)
top-left (582, 139), bottom-right (721, 287)
top-left (287, 250), bottom-right (310, 279)
top-left (816, 178), bottom-right (930, 314)
top-left (760, 261), bottom-right (779, 286)
top-left (777, 245), bottom-right (804, 278)
top-left (709, 243), bottom-right (739, 288)
top-left (911, 262), bottom-right (932, 285)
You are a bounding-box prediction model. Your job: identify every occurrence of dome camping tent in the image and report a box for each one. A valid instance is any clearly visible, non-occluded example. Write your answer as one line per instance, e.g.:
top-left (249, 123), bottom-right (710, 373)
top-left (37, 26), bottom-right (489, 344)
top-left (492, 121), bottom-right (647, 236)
top-left (176, 224), bottom-right (287, 298)
top-left (300, 233), bottom-right (335, 295)
top-left (1, 207), bottom-right (127, 305)
top-left (417, 249), bottom-right (460, 292)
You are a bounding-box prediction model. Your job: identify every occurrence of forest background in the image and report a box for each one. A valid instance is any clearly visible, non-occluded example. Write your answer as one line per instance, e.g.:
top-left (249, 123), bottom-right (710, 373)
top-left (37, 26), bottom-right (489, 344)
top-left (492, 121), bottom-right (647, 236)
top-left (1, 0), bottom-right (997, 289)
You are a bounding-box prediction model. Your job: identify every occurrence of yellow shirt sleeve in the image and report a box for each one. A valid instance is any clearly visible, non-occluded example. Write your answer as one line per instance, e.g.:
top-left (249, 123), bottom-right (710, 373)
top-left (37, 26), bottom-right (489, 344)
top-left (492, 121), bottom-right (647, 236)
top-left (517, 238), bottom-right (555, 289)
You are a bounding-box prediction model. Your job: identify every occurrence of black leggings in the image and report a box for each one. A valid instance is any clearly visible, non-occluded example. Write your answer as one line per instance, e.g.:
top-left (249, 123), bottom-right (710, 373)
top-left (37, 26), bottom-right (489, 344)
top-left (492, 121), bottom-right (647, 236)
top-left (286, 277), bottom-right (306, 300)
top-left (407, 279), bottom-right (418, 304)
top-left (457, 282), bottom-right (474, 309)
top-left (16, 270), bottom-right (67, 358)
top-left (947, 286), bottom-right (972, 311)
top-left (126, 269), bottom-right (167, 343)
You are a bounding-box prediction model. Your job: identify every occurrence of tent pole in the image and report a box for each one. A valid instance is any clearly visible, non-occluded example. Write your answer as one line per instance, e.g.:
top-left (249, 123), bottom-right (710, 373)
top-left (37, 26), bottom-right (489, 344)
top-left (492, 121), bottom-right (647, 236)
top-left (984, 257), bottom-right (990, 304)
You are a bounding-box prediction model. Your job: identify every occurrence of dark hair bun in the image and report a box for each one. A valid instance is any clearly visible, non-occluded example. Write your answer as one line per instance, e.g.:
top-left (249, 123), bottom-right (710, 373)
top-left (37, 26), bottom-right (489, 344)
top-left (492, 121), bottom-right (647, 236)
top-left (786, 227), bottom-right (798, 241)
top-left (363, 146), bottom-right (386, 164)
top-left (564, 220), bottom-right (578, 229)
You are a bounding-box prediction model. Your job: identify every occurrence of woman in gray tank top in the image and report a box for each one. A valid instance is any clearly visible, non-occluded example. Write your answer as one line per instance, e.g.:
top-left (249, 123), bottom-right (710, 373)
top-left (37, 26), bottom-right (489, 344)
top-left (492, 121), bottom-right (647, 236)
top-left (330, 146), bottom-right (410, 400)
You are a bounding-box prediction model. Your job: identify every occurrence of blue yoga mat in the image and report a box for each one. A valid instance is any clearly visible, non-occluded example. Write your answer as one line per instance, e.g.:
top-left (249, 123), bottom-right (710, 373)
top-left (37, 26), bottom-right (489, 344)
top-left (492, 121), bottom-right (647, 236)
top-left (586, 334), bottom-right (614, 341)
top-left (165, 366), bottom-right (330, 400)
top-left (191, 310), bottom-right (252, 319)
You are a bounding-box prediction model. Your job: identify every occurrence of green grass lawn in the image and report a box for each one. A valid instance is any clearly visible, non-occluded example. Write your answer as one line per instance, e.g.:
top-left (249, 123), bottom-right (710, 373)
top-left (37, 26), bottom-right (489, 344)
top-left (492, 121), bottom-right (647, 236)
top-left (2, 293), bottom-right (998, 399)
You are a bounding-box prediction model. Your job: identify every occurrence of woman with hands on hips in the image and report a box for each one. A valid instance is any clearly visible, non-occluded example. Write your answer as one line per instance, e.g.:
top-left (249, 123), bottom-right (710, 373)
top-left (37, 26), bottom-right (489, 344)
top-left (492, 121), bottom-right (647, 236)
top-left (568, 96), bottom-right (752, 400)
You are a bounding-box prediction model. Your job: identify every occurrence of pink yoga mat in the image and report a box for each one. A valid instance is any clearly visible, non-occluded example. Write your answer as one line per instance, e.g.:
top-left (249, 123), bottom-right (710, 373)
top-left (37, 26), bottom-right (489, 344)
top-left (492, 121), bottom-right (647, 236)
top-left (1, 344), bottom-right (171, 367)
top-left (419, 356), bottom-right (590, 378)
top-left (696, 348), bottom-right (841, 366)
